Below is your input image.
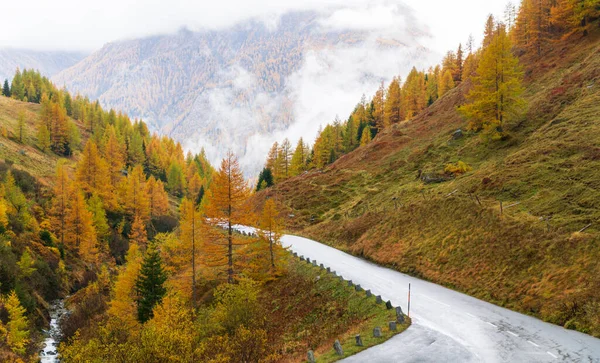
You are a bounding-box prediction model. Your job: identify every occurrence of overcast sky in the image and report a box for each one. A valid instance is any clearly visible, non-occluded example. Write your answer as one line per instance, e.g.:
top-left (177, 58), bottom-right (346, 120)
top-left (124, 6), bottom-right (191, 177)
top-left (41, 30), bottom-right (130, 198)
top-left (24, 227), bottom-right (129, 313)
top-left (3, 0), bottom-right (509, 56)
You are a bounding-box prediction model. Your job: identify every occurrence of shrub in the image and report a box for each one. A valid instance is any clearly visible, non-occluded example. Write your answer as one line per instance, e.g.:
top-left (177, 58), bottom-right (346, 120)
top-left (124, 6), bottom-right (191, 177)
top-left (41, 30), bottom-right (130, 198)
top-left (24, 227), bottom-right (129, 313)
top-left (445, 161), bottom-right (472, 175)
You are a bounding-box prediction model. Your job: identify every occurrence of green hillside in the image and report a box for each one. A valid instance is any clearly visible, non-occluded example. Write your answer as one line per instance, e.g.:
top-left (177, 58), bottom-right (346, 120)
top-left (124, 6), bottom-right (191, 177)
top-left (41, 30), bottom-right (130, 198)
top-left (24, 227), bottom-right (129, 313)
top-left (256, 25), bottom-right (600, 336)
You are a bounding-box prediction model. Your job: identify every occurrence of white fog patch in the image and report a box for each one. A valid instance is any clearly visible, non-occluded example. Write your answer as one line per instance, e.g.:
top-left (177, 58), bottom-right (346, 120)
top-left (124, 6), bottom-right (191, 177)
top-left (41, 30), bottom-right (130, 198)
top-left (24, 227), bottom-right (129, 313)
top-left (183, 2), bottom-right (436, 177)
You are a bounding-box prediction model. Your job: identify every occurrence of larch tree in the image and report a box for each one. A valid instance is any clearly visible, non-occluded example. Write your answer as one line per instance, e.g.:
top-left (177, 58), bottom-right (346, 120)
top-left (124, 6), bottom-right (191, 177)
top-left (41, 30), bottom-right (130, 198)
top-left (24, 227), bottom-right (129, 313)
top-left (123, 165), bottom-right (151, 222)
top-left (50, 161), bottom-right (70, 253)
top-left (16, 111), bottom-right (25, 143)
top-left (205, 151), bottom-right (253, 283)
top-left (87, 194), bottom-right (110, 246)
top-left (439, 70), bottom-right (456, 97)
top-left (373, 82), bottom-right (386, 131)
top-left (4, 291), bottom-right (30, 355)
top-left (279, 138), bottom-right (293, 179)
top-left (402, 67), bottom-right (427, 119)
top-left (108, 243), bottom-right (143, 330)
top-left (265, 142), bottom-right (280, 182)
top-left (65, 185), bottom-right (98, 264)
top-left (129, 213), bottom-right (148, 249)
top-left (257, 199), bottom-right (284, 272)
top-left (384, 76), bottom-right (402, 126)
top-left (483, 14), bottom-right (496, 48)
top-left (360, 127), bottom-right (372, 146)
top-left (146, 176), bottom-right (169, 218)
top-left (459, 23), bottom-right (525, 138)
top-left (178, 197), bottom-right (205, 307)
top-left (290, 138), bottom-right (308, 176)
top-left (76, 140), bottom-right (110, 200)
top-left (103, 125), bottom-right (125, 190)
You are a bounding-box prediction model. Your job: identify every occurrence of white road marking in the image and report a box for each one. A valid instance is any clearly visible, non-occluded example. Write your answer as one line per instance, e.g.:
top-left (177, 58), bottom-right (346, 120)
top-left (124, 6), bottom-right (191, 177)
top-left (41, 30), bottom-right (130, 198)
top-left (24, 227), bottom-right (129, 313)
top-left (507, 331), bottom-right (519, 337)
top-left (466, 313), bottom-right (477, 319)
top-left (547, 351), bottom-right (558, 359)
top-left (528, 341), bottom-right (540, 348)
top-left (486, 322), bottom-right (497, 328)
top-left (420, 294), bottom-right (451, 308)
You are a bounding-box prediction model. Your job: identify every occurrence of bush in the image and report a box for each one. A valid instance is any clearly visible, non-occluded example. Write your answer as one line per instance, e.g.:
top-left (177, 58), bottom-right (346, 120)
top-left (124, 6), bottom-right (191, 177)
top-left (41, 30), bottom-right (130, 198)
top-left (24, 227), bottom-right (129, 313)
top-left (445, 161), bottom-right (472, 175)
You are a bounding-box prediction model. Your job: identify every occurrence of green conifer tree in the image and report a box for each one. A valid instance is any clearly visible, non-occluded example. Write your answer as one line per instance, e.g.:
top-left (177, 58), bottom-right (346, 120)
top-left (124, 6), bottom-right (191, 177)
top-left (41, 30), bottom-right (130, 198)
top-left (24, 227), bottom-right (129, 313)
top-left (135, 243), bottom-right (167, 323)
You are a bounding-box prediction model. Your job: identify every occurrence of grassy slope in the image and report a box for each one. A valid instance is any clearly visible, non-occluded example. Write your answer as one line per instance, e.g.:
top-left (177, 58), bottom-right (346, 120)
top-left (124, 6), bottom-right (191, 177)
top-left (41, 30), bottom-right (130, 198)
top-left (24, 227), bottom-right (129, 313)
top-left (266, 257), bottom-right (408, 362)
top-left (256, 26), bottom-right (600, 336)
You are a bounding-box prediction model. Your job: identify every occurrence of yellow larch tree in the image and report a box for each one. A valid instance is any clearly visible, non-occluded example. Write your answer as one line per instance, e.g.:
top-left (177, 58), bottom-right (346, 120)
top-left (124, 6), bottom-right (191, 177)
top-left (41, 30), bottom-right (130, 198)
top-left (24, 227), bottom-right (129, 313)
top-left (4, 290), bottom-right (30, 356)
top-left (65, 185), bottom-right (98, 264)
top-left (146, 176), bottom-right (169, 219)
top-left (107, 243), bottom-right (143, 331)
top-left (205, 151), bottom-right (253, 283)
top-left (122, 165), bottom-right (150, 222)
top-left (178, 197), bottom-right (206, 306)
top-left (49, 160), bottom-right (70, 252)
top-left (76, 140), bottom-right (110, 201)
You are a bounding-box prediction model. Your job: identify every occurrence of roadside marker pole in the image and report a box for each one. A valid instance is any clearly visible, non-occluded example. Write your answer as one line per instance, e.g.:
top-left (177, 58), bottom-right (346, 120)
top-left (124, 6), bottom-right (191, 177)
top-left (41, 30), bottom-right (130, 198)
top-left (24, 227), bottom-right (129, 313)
top-left (408, 283), bottom-right (411, 318)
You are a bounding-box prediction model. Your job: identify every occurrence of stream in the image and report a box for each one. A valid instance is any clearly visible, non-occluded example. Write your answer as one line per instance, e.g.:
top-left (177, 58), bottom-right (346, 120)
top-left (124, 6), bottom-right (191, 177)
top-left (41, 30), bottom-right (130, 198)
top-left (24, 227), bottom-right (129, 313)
top-left (40, 299), bottom-right (67, 363)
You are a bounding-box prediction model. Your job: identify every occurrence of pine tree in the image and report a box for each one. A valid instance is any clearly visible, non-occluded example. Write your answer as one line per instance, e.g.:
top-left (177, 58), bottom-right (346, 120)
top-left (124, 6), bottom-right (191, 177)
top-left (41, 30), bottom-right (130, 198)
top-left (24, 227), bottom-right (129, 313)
top-left (384, 76), bottom-right (402, 126)
top-left (2, 79), bottom-right (10, 97)
top-left (256, 168), bottom-right (274, 191)
top-left (206, 152), bottom-right (252, 283)
top-left (459, 24), bottom-right (525, 138)
top-left (135, 242), bottom-right (167, 323)
top-left (4, 290), bottom-right (30, 355)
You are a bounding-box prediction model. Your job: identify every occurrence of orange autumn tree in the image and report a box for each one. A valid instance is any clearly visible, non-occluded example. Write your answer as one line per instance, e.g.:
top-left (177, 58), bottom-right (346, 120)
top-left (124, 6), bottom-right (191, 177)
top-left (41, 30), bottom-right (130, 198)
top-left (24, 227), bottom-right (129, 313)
top-left (76, 140), bottom-right (110, 200)
top-left (107, 243), bottom-right (143, 331)
top-left (205, 151), bottom-right (253, 283)
top-left (178, 197), bottom-right (206, 306)
top-left (146, 176), bottom-right (169, 219)
top-left (65, 184), bottom-right (98, 264)
top-left (251, 198), bottom-right (286, 280)
top-left (50, 161), bottom-right (70, 252)
top-left (122, 165), bottom-right (150, 222)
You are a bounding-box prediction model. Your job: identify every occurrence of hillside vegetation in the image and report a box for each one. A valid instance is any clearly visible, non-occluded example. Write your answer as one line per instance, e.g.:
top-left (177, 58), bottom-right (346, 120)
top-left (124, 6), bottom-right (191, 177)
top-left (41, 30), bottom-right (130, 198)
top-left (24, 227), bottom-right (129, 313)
top-left (0, 68), bottom-right (407, 361)
top-left (256, 19), bottom-right (600, 335)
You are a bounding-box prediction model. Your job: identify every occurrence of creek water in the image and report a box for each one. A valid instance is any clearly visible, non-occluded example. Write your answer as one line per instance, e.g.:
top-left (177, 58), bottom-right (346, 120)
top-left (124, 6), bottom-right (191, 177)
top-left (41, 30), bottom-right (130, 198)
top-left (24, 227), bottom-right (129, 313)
top-left (40, 299), bottom-right (67, 362)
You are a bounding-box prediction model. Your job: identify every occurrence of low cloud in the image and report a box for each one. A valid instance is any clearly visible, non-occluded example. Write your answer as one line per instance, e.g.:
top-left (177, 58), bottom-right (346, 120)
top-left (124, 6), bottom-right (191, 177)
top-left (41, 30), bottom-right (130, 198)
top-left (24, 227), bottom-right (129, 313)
top-left (185, 1), bottom-right (436, 176)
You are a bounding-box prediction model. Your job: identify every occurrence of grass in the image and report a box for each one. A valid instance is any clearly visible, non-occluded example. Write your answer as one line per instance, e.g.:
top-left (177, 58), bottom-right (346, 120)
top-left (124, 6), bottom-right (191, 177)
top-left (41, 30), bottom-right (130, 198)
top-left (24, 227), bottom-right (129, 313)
top-left (0, 96), bottom-right (83, 184)
top-left (255, 24), bottom-right (600, 337)
top-left (275, 258), bottom-right (409, 362)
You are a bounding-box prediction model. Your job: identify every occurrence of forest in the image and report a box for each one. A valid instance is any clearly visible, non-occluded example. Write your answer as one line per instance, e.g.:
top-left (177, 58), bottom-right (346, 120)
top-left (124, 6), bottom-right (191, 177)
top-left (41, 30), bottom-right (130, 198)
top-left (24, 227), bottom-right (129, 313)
top-left (259, 0), bottom-right (599, 188)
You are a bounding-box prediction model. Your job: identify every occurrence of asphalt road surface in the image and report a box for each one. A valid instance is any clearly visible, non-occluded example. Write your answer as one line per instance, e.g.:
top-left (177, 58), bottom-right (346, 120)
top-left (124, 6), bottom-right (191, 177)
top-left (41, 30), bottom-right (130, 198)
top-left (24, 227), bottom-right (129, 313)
top-left (271, 232), bottom-right (600, 362)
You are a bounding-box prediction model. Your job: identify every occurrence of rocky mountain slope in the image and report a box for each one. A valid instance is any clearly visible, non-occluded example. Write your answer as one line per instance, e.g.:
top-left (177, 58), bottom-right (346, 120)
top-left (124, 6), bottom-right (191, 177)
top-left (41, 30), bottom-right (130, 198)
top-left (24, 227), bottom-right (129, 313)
top-left (0, 49), bottom-right (84, 83)
top-left (53, 11), bottom-right (428, 174)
